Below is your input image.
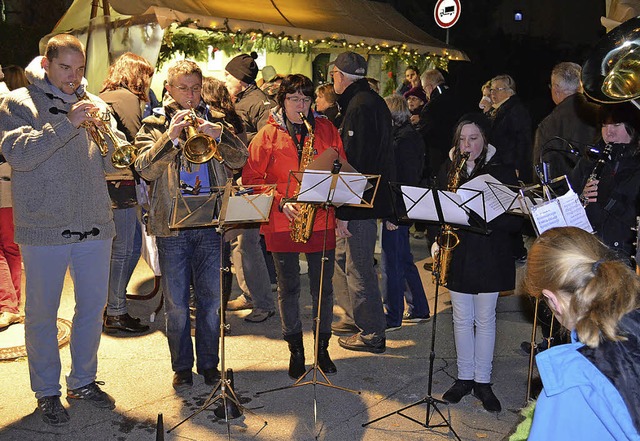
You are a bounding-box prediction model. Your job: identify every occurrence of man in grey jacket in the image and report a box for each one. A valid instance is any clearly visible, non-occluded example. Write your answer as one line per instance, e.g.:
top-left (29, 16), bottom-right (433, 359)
top-left (0, 34), bottom-right (118, 426)
top-left (135, 60), bottom-right (247, 392)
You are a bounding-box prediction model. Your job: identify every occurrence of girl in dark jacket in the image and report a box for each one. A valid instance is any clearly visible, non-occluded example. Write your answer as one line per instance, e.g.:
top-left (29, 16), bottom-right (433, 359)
top-left (438, 113), bottom-right (522, 412)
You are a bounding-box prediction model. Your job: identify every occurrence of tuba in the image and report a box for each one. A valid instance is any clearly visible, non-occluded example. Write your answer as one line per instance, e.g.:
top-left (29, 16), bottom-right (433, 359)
top-left (581, 16), bottom-right (640, 105)
top-left (70, 83), bottom-right (138, 169)
top-left (433, 150), bottom-right (470, 286)
top-left (290, 112), bottom-right (317, 243)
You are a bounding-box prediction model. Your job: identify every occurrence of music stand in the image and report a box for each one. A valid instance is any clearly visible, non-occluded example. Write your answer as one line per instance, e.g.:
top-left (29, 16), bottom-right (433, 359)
top-left (167, 180), bottom-right (274, 436)
top-left (363, 181), bottom-right (490, 439)
top-left (256, 151), bottom-right (379, 435)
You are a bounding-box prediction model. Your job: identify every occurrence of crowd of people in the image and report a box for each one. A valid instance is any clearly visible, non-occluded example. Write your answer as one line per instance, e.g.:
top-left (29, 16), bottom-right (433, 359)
top-left (1, 32), bottom-right (639, 438)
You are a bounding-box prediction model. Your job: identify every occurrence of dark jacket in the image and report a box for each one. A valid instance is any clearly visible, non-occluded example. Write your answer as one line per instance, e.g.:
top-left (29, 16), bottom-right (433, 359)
top-left (490, 94), bottom-right (533, 182)
top-left (440, 147), bottom-right (522, 293)
top-left (568, 142), bottom-right (640, 261)
top-left (235, 83), bottom-right (273, 143)
top-left (533, 93), bottom-right (600, 181)
top-left (392, 121), bottom-right (424, 186)
top-left (415, 84), bottom-right (463, 180)
top-left (336, 78), bottom-right (395, 220)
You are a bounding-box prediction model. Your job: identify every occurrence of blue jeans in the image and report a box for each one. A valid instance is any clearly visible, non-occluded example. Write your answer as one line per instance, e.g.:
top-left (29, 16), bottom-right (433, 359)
top-left (272, 250), bottom-right (334, 337)
top-left (157, 229), bottom-right (221, 373)
top-left (382, 225), bottom-right (430, 326)
top-left (21, 239), bottom-right (112, 398)
top-left (333, 219), bottom-right (386, 343)
top-left (230, 227), bottom-right (274, 311)
top-left (107, 207), bottom-right (142, 316)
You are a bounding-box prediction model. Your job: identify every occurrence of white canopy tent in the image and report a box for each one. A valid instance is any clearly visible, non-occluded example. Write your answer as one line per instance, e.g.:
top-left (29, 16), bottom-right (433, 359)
top-left (47, 0), bottom-right (467, 93)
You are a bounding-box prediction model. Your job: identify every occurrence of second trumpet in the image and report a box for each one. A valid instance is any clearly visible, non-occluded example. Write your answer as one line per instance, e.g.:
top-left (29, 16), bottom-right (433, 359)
top-left (70, 82), bottom-right (138, 169)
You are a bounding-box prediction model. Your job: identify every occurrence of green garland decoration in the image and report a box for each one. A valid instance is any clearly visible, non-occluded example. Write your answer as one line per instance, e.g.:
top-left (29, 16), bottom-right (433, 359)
top-left (157, 20), bottom-right (452, 75)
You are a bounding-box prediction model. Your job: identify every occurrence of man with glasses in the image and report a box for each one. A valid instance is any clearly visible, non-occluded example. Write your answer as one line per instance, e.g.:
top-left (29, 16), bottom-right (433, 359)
top-left (223, 53), bottom-right (277, 323)
top-left (135, 60), bottom-right (246, 391)
top-left (329, 52), bottom-right (395, 354)
top-left (488, 74), bottom-right (533, 182)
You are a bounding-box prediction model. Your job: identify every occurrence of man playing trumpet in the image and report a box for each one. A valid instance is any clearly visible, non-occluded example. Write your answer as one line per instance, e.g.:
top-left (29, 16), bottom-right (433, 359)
top-left (0, 34), bottom-right (121, 426)
top-left (134, 60), bottom-right (247, 391)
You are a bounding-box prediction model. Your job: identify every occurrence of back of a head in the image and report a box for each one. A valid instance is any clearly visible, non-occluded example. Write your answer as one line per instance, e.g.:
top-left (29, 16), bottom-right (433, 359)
top-left (3, 65), bottom-right (29, 90)
top-left (101, 52), bottom-right (154, 100)
top-left (45, 33), bottom-right (85, 61)
top-left (225, 52), bottom-right (259, 85)
top-left (421, 69), bottom-right (445, 88)
top-left (523, 227), bottom-right (640, 347)
top-left (316, 83), bottom-right (337, 104)
top-left (551, 62), bottom-right (582, 95)
top-left (384, 93), bottom-right (410, 126)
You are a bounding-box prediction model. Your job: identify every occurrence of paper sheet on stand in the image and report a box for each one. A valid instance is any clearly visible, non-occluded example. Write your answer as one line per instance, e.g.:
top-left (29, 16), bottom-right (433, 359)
top-left (401, 186), bottom-right (470, 225)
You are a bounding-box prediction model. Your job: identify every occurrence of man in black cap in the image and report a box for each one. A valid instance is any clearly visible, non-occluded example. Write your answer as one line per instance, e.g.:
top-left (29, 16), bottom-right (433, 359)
top-left (224, 53), bottom-right (276, 323)
top-left (329, 51), bottom-right (395, 353)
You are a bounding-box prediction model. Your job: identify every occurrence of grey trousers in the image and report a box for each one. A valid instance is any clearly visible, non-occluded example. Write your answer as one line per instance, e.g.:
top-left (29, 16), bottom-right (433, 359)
top-left (332, 219), bottom-right (386, 343)
top-left (230, 226), bottom-right (274, 311)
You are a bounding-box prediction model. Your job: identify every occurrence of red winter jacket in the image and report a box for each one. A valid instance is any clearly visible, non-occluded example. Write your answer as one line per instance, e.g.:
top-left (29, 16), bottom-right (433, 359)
top-left (242, 110), bottom-right (346, 251)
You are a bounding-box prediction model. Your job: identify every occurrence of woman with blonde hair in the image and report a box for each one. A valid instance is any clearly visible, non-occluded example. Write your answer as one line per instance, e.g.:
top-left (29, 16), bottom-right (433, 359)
top-left (523, 226), bottom-right (640, 440)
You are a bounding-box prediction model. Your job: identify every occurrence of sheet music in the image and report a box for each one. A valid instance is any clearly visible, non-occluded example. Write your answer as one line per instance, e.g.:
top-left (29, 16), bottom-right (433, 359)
top-left (556, 190), bottom-right (594, 233)
top-left (457, 174), bottom-right (518, 222)
top-left (530, 199), bottom-right (567, 234)
top-left (401, 186), bottom-right (470, 225)
top-left (298, 171), bottom-right (368, 205)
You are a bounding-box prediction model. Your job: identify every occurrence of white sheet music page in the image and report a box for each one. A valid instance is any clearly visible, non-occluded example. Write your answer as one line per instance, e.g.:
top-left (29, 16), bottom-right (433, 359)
top-left (556, 190), bottom-right (594, 233)
top-left (457, 174), bottom-right (518, 222)
top-left (401, 186), bottom-right (470, 225)
top-left (530, 199), bottom-right (567, 234)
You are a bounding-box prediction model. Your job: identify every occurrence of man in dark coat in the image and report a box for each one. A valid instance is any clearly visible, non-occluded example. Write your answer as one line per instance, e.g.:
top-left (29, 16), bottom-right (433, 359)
top-left (488, 74), bottom-right (533, 183)
top-left (417, 69), bottom-right (464, 180)
top-left (533, 62), bottom-right (600, 181)
top-left (330, 51), bottom-right (395, 353)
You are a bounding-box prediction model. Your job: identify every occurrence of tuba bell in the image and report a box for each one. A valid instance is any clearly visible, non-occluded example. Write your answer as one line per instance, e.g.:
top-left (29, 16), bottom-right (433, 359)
top-left (582, 16), bottom-right (640, 106)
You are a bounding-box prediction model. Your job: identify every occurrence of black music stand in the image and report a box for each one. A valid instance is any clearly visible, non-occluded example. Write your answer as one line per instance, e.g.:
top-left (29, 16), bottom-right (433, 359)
top-left (363, 182), bottom-right (489, 439)
top-left (256, 152), bottom-right (379, 437)
top-left (167, 180), bottom-right (274, 436)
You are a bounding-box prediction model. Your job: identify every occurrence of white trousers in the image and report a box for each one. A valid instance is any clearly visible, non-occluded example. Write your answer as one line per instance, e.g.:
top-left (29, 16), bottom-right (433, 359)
top-left (448, 290), bottom-right (499, 383)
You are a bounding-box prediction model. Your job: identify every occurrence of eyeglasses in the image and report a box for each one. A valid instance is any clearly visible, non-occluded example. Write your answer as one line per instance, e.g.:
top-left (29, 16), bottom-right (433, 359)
top-left (286, 96), bottom-right (313, 105)
top-left (173, 85), bottom-right (202, 93)
top-left (489, 87), bottom-right (508, 93)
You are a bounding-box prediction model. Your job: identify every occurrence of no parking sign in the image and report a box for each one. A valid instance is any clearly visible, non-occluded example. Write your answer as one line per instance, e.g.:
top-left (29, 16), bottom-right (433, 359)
top-left (434, 0), bottom-right (461, 29)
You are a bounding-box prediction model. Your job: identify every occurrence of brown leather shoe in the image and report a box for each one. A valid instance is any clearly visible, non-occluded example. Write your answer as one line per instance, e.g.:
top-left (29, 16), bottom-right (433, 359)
top-left (104, 313), bottom-right (149, 334)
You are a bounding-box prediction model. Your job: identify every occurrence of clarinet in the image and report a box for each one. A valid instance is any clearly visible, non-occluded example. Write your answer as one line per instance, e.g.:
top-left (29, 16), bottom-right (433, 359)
top-left (580, 142), bottom-right (613, 206)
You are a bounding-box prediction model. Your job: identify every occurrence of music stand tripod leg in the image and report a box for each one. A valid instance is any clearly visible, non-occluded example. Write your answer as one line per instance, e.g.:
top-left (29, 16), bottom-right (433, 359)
top-left (362, 256), bottom-right (461, 441)
top-left (167, 224), bottom-right (267, 434)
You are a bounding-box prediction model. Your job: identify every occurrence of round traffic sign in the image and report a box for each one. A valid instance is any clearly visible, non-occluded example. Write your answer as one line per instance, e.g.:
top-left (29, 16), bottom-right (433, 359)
top-left (434, 0), bottom-right (461, 29)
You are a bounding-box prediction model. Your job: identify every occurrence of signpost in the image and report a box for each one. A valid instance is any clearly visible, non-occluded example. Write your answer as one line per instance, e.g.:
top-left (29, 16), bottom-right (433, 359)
top-left (434, 0), bottom-right (461, 44)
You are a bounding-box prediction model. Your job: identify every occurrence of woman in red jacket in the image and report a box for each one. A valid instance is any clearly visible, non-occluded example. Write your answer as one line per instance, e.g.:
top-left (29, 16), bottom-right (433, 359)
top-left (243, 74), bottom-right (346, 379)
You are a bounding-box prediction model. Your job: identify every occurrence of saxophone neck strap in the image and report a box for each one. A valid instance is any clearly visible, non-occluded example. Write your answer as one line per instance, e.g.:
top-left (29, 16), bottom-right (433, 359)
top-left (284, 116), bottom-right (308, 160)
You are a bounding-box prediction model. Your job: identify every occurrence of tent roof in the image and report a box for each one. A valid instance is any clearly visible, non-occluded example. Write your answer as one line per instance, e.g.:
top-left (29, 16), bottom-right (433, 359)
top-left (53, 0), bottom-right (467, 60)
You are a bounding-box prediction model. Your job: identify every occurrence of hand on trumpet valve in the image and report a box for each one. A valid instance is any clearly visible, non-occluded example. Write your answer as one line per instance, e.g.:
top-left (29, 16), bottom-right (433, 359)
top-left (168, 109), bottom-right (192, 142)
top-left (198, 120), bottom-right (223, 140)
top-left (282, 202), bottom-right (300, 221)
top-left (68, 101), bottom-right (100, 128)
top-left (581, 179), bottom-right (599, 205)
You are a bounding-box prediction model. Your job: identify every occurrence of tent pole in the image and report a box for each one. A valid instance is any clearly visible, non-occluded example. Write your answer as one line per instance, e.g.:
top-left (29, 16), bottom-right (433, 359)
top-left (102, 0), bottom-right (114, 66)
top-left (85, 0), bottom-right (100, 68)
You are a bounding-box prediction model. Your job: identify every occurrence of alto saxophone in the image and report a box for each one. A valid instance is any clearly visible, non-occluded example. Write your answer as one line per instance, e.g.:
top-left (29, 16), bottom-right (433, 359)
top-left (434, 150), bottom-right (470, 286)
top-left (290, 112), bottom-right (317, 243)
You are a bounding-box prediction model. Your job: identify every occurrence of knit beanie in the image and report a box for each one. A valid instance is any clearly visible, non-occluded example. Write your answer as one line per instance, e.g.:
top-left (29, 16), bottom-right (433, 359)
top-left (225, 52), bottom-right (259, 84)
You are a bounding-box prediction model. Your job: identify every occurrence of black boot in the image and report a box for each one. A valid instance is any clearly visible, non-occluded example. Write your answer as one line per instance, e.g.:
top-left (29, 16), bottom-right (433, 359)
top-left (442, 379), bottom-right (474, 403)
top-left (284, 333), bottom-right (306, 379)
top-left (473, 382), bottom-right (502, 412)
top-left (317, 333), bottom-right (337, 376)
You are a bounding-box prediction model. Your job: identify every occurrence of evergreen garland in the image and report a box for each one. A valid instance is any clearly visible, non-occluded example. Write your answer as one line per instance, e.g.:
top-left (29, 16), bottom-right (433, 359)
top-left (157, 21), bottom-right (453, 77)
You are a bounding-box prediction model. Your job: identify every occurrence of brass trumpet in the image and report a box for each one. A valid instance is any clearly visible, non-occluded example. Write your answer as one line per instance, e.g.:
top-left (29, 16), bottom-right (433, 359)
top-left (70, 82), bottom-right (138, 169)
top-left (183, 101), bottom-right (224, 164)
